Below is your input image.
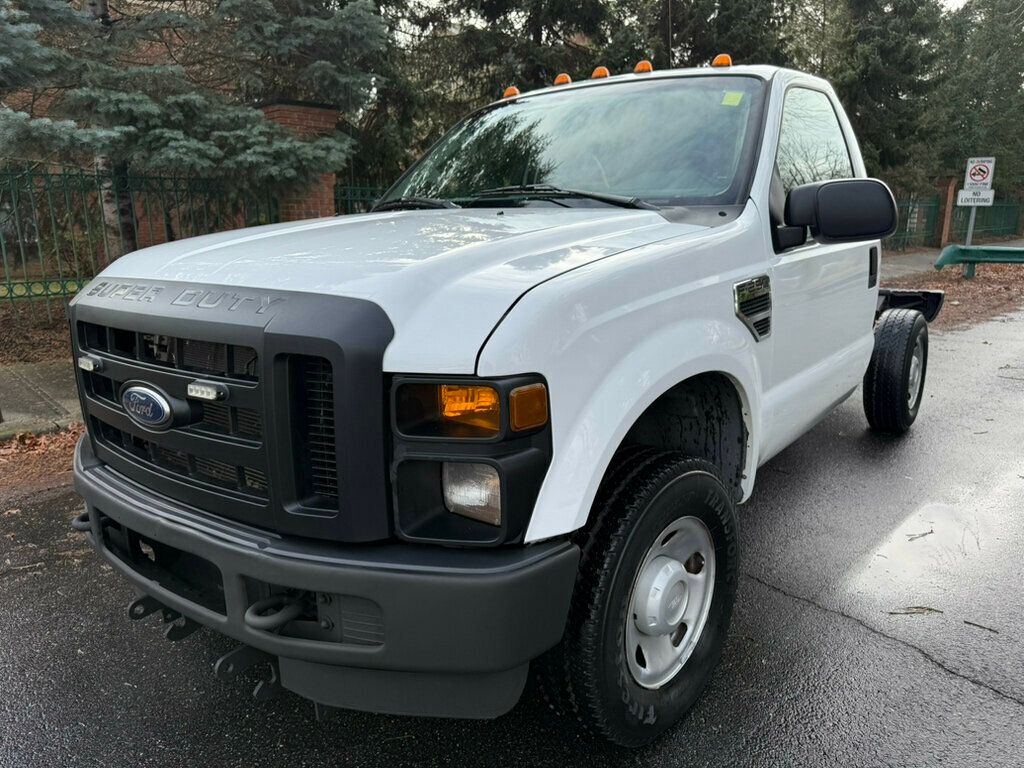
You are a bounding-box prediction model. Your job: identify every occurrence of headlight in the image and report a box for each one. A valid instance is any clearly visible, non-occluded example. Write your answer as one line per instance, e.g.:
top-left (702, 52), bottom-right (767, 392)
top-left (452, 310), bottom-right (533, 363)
top-left (443, 462), bottom-right (501, 525)
top-left (396, 383), bottom-right (501, 438)
top-left (391, 375), bottom-right (551, 545)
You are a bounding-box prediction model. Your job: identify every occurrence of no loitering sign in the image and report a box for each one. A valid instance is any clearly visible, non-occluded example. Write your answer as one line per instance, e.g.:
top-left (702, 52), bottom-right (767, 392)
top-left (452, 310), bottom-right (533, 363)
top-left (957, 189), bottom-right (994, 207)
top-left (958, 157), bottom-right (996, 208)
top-left (958, 156), bottom-right (996, 262)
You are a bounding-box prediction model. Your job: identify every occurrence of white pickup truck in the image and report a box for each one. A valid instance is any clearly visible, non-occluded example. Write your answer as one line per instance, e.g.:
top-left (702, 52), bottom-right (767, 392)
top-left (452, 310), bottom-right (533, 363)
top-left (70, 61), bottom-right (943, 746)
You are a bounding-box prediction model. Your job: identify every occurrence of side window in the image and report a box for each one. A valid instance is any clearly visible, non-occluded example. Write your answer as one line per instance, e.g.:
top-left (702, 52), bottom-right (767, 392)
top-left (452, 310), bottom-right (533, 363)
top-left (776, 88), bottom-right (853, 193)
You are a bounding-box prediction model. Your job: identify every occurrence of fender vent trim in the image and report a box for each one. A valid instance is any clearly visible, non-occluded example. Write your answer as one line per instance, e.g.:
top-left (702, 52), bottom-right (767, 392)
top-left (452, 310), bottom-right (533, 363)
top-left (735, 275), bottom-right (772, 341)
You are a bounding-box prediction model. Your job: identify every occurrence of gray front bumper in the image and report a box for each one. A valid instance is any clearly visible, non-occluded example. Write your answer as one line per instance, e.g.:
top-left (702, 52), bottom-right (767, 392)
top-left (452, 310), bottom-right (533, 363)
top-left (73, 437), bottom-right (579, 718)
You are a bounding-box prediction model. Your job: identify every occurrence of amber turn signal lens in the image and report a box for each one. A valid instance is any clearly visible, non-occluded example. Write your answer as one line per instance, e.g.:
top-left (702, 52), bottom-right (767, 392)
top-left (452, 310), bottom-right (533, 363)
top-left (509, 383), bottom-right (548, 432)
top-left (711, 53), bottom-right (733, 67)
top-left (634, 59), bottom-right (653, 74)
top-left (553, 72), bottom-right (572, 86)
top-left (502, 85), bottom-right (520, 98)
top-left (440, 384), bottom-right (500, 434)
top-left (395, 383), bottom-right (501, 439)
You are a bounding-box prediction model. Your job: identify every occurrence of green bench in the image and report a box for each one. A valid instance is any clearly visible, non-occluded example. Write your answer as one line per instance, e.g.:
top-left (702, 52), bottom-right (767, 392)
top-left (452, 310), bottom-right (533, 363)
top-left (935, 245), bottom-right (1024, 278)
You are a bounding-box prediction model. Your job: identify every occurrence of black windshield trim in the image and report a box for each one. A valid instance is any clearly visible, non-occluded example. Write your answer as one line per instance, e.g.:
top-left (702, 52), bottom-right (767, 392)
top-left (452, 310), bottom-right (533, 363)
top-left (462, 184), bottom-right (658, 210)
top-left (371, 196), bottom-right (461, 212)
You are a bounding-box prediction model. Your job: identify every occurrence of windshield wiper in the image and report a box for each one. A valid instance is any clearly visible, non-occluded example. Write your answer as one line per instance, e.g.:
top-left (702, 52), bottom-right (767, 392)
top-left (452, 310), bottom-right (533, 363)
top-left (467, 184), bottom-right (657, 210)
top-left (371, 196), bottom-right (460, 212)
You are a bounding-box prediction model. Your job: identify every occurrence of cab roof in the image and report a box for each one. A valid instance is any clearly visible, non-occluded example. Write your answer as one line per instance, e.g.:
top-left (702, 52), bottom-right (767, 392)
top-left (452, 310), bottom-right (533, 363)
top-left (500, 64), bottom-right (828, 105)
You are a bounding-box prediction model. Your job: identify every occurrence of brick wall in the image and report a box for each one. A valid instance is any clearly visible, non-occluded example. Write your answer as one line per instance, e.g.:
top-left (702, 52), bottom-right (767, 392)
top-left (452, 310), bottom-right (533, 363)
top-left (261, 102), bottom-right (340, 221)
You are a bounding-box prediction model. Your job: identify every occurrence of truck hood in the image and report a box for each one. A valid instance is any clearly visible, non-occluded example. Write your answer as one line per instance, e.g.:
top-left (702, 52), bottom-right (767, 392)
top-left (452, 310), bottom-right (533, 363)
top-left (98, 208), bottom-right (701, 372)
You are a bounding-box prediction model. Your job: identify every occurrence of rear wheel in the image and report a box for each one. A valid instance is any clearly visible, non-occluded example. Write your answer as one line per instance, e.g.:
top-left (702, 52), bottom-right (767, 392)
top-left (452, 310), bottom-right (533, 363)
top-left (536, 451), bottom-right (739, 747)
top-left (863, 309), bottom-right (929, 434)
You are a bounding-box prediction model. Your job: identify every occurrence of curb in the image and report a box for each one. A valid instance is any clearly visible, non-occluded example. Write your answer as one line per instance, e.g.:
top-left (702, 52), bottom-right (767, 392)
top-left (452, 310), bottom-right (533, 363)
top-left (0, 416), bottom-right (80, 443)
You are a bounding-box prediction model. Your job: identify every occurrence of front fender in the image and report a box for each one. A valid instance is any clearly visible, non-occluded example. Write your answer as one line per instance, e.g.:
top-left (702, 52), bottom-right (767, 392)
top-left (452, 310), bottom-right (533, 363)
top-left (478, 207), bottom-right (771, 541)
top-left (478, 283), bottom-right (767, 542)
top-left (532, 330), bottom-right (762, 541)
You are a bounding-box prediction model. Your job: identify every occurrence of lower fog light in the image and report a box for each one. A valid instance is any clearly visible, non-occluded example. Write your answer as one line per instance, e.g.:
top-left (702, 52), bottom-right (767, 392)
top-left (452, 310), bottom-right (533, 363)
top-left (442, 462), bottom-right (502, 525)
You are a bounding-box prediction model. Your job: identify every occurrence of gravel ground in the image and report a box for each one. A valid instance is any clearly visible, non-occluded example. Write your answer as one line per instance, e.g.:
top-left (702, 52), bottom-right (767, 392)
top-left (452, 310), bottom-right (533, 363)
top-left (0, 423), bottom-right (82, 494)
top-left (885, 262), bottom-right (1024, 329)
top-left (0, 300), bottom-right (72, 366)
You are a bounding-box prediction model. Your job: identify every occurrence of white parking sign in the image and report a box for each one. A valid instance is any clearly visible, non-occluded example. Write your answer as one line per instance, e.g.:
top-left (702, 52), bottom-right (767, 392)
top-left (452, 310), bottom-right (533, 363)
top-left (964, 157), bottom-right (995, 191)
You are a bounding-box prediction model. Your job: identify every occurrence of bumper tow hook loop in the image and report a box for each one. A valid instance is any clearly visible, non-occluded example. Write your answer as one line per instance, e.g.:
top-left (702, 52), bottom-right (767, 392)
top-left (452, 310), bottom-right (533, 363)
top-left (71, 510), bottom-right (92, 532)
top-left (244, 595), bottom-right (304, 632)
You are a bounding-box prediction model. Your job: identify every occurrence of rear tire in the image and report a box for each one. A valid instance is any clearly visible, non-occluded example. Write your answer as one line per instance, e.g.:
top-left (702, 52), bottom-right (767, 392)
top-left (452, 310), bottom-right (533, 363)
top-left (536, 450), bottom-right (739, 747)
top-left (863, 309), bottom-right (928, 434)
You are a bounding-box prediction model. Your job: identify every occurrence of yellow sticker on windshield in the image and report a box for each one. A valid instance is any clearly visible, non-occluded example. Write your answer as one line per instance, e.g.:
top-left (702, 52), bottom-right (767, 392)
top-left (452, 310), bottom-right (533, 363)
top-left (721, 91), bottom-right (744, 106)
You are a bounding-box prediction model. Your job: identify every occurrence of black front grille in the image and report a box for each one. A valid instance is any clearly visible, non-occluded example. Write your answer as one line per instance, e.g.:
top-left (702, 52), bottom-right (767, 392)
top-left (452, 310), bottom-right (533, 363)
top-left (94, 420), bottom-right (270, 497)
top-left (80, 322), bottom-right (259, 381)
top-left (294, 356), bottom-right (338, 504)
top-left (194, 401), bottom-right (262, 440)
top-left (72, 284), bottom-right (396, 541)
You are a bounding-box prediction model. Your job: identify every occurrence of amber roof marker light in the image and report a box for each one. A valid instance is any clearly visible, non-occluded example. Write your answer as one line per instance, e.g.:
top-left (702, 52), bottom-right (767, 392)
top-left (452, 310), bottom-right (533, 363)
top-left (634, 59), bottom-right (654, 74)
top-left (591, 65), bottom-right (610, 79)
top-left (502, 85), bottom-right (520, 98)
top-left (711, 53), bottom-right (733, 67)
top-left (553, 72), bottom-right (572, 86)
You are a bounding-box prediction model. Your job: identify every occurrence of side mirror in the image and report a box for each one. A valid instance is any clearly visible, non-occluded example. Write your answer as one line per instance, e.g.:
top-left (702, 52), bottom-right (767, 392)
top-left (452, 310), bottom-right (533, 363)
top-left (785, 178), bottom-right (898, 245)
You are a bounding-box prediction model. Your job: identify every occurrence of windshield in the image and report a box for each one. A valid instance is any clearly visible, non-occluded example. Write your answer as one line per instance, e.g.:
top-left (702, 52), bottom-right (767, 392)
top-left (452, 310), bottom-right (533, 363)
top-left (382, 75), bottom-right (766, 208)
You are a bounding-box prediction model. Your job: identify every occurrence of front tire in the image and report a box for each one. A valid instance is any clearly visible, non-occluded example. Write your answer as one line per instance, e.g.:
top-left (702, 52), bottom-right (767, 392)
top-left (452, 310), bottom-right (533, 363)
top-left (537, 451), bottom-right (739, 747)
top-left (863, 309), bottom-right (929, 434)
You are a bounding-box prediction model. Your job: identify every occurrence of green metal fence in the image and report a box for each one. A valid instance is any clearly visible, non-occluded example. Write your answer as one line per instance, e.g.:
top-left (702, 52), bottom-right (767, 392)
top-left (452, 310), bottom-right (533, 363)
top-left (0, 167), bottom-right (278, 305)
top-left (9, 168), bottom-right (1011, 309)
top-left (950, 200), bottom-right (1022, 242)
top-left (335, 184), bottom-right (381, 215)
top-left (887, 197), bottom-right (941, 251)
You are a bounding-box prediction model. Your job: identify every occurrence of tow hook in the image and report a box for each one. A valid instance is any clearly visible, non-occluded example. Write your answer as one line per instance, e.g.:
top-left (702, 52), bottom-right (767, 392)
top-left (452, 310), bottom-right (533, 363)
top-left (243, 594), bottom-right (305, 632)
top-left (70, 510), bottom-right (92, 532)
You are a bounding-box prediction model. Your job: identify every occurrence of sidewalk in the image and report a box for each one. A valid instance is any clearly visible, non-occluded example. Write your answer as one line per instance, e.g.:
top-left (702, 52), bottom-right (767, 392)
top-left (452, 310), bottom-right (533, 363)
top-left (0, 361), bottom-right (80, 440)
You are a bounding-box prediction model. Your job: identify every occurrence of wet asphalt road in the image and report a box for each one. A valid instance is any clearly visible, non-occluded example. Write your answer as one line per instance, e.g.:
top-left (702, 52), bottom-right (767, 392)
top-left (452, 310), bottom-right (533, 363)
top-left (2, 312), bottom-right (1024, 768)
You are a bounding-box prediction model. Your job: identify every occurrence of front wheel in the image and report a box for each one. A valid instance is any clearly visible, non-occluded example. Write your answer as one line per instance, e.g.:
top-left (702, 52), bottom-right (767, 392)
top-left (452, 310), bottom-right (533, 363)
top-left (863, 309), bottom-right (929, 434)
top-left (537, 451), bottom-right (739, 747)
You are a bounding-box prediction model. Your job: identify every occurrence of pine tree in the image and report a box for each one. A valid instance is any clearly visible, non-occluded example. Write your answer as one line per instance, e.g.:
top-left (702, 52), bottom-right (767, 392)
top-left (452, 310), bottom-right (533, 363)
top-left (0, 0), bottom-right (386, 189)
top-left (829, 0), bottom-right (943, 182)
top-left (927, 0), bottom-right (1024, 191)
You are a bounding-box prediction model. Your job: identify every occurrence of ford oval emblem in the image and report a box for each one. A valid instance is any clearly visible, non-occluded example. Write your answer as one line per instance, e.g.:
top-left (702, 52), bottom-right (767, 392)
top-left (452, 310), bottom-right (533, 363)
top-left (121, 385), bottom-right (173, 430)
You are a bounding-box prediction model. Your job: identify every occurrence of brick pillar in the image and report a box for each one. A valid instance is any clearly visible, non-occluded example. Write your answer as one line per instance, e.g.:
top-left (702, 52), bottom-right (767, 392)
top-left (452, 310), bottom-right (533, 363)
top-left (936, 177), bottom-right (957, 247)
top-left (261, 102), bottom-right (339, 221)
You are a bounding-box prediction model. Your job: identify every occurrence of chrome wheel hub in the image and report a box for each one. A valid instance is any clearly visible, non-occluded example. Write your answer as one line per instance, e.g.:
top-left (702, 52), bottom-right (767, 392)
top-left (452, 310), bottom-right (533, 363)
top-left (626, 516), bottom-right (716, 689)
top-left (907, 336), bottom-right (924, 409)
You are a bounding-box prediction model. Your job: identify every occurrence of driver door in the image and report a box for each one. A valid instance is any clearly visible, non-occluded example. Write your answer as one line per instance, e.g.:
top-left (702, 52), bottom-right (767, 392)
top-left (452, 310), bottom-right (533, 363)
top-left (761, 85), bottom-right (879, 460)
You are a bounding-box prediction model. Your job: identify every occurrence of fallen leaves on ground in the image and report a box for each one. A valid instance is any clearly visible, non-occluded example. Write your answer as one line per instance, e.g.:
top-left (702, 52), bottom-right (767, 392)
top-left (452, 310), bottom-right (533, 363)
top-left (884, 262), bottom-right (1024, 329)
top-left (0, 423), bottom-right (83, 495)
top-left (0, 300), bottom-right (72, 365)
